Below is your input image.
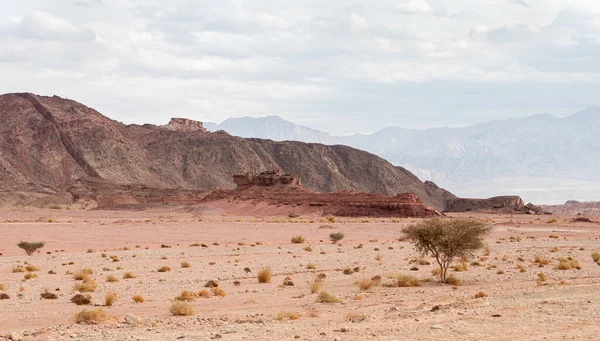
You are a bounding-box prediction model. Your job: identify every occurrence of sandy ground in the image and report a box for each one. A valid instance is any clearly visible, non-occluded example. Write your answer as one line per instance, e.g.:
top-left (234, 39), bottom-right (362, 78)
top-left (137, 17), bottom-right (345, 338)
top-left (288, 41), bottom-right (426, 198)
top-left (1, 208), bottom-right (600, 340)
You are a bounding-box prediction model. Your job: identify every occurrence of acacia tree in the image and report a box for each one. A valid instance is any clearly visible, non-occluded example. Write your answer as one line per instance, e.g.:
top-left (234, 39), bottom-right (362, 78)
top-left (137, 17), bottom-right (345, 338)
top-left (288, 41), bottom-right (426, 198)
top-left (402, 219), bottom-right (491, 283)
top-left (17, 241), bottom-right (45, 256)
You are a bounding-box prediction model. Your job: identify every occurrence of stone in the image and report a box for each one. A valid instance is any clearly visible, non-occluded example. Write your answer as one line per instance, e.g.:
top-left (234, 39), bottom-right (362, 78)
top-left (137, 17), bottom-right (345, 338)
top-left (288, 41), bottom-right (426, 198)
top-left (9, 332), bottom-right (23, 341)
top-left (431, 325), bottom-right (443, 330)
top-left (124, 313), bottom-right (143, 325)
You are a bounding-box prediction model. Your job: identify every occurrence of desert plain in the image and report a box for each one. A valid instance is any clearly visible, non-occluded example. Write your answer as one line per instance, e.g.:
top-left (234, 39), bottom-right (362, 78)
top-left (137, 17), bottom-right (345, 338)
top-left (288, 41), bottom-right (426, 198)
top-left (1, 207), bottom-right (600, 341)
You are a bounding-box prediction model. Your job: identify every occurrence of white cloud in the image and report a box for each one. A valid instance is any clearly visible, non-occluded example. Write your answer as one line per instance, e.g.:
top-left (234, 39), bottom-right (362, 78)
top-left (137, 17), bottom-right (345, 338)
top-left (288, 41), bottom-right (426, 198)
top-left (0, 0), bottom-right (598, 134)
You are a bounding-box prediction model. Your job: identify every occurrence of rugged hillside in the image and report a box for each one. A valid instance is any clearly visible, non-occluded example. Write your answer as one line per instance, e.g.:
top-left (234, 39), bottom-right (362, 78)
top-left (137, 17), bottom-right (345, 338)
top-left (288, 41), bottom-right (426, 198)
top-left (0, 93), bottom-right (453, 210)
top-left (204, 110), bottom-right (600, 203)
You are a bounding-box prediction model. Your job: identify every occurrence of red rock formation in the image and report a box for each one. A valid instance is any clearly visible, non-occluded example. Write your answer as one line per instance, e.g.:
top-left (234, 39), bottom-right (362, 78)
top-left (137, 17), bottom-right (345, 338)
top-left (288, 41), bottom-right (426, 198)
top-left (166, 118), bottom-right (207, 132)
top-left (204, 171), bottom-right (441, 217)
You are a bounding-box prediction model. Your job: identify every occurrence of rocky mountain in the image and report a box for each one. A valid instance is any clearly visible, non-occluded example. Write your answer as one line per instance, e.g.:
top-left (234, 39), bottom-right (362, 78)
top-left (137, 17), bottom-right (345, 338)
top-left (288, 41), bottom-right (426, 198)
top-left (204, 109), bottom-right (600, 204)
top-left (0, 93), bottom-right (455, 210)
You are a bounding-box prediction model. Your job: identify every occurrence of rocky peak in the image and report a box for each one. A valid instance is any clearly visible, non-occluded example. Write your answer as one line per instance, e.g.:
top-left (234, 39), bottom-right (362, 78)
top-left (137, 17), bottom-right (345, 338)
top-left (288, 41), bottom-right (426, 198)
top-left (166, 118), bottom-right (207, 132)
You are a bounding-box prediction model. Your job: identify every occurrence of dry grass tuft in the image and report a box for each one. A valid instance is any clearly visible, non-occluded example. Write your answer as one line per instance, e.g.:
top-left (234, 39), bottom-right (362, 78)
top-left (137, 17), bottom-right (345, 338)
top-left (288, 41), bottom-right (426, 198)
top-left (592, 252), bottom-right (600, 263)
top-left (474, 291), bottom-right (487, 298)
top-left (445, 274), bottom-right (463, 286)
top-left (74, 308), bottom-right (110, 324)
top-left (537, 272), bottom-right (547, 282)
top-left (157, 266), bottom-right (171, 272)
top-left (275, 311), bottom-right (302, 320)
top-left (0, 283), bottom-right (5, 291)
top-left (308, 277), bottom-right (324, 294)
top-left (397, 275), bottom-right (422, 287)
top-left (211, 287), bottom-right (227, 297)
top-left (73, 269), bottom-right (94, 280)
top-left (534, 256), bottom-right (550, 266)
top-left (170, 301), bottom-right (195, 316)
top-left (181, 262), bottom-right (191, 268)
top-left (73, 278), bottom-right (98, 292)
top-left (105, 292), bottom-right (118, 306)
top-left (257, 267), bottom-right (272, 283)
top-left (197, 289), bottom-right (212, 298)
top-left (355, 277), bottom-right (381, 291)
top-left (453, 262), bottom-right (468, 272)
top-left (555, 259), bottom-right (581, 270)
top-left (106, 275), bottom-right (119, 283)
top-left (132, 295), bottom-right (145, 303)
top-left (25, 265), bottom-right (40, 272)
top-left (345, 312), bottom-right (367, 323)
top-left (317, 291), bottom-right (341, 303)
top-left (40, 291), bottom-right (58, 299)
top-left (71, 294), bottom-right (92, 305)
top-left (12, 266), bottom-right (25, 273)
top-left (23, 273), bottom-right (38, 280)
top-left (123, 272), bottom-right (136, 279)
top-left (291, 235), bottom-right (306, 244)
top-left (176, 290), bottom-right (198, 302)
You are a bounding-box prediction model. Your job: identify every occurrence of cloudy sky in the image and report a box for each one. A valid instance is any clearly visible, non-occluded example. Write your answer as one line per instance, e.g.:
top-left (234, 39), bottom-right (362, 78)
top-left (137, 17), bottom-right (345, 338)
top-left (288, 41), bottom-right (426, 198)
top-left (1, 0), bottom-right (599, 134)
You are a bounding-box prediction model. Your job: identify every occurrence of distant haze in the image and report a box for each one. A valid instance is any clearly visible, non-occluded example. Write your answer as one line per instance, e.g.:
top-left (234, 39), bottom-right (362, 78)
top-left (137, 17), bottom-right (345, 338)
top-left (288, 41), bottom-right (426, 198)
top-left (1, 1), bottom-right (599, 134)
top-left (205, 107), bottom-right (600, 204)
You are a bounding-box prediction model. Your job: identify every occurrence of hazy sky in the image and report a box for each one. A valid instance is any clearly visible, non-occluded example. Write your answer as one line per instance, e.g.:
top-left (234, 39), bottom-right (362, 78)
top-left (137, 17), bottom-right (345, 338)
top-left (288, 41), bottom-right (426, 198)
top-left (1, 0), bottom-right (599, 134)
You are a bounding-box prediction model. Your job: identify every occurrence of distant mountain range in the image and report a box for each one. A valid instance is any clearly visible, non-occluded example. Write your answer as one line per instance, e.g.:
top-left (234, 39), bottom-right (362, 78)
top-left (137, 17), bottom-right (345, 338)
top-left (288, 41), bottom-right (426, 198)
top-left (205, 108), bottom-right (600, 204)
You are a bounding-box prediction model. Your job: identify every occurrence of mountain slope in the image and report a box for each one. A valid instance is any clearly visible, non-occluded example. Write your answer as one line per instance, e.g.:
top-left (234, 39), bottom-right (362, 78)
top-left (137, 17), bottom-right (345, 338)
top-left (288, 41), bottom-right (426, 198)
top-left (0, 93), bottom-right (452, 210)
top-left (204, 109), bottom-right (600, 203)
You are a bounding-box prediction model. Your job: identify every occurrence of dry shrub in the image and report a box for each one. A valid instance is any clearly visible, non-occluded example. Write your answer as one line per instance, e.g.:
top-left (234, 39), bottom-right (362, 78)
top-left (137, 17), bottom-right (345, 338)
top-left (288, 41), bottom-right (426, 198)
top-left (592, 252), bottom-right (600, 263)
top-left (24, 273), bottom-right (38, 280)
top-left (306, 263), bottom-right (317, 270)
top-left (445, 274), bottom-right (463, 286)
top-left (40, 291), bottom-right (58, 299)
top-left (106, 275), bottom-right (119, 283)
top-left (12, 266), bottom-right (25, 273)
top-left (345, 312), bottom-right (366, 323)
top-left (329, 232), bottom-right (344, 243)
top-left (397, 275), bottom-right (422, 287)
top-left (181, 262), bottom-right (191, 268)
top-left (550, 247), bottom-right (560, 252)
top-left (291, 235), bottom-right (305, 244)
top-left (132, 295), bottom-right (144, 303)
top-left (355, 277), bottom-right (381, 291)
top-left (258, 268), bottom-right (272, 283)
top-left (453, 262), bottom-right (468, 272)
top-left (73, 269), bottom-right (94, 280)
top-left (25, 265), bottom-right (40, 272)
top-left (105, 292), bottom-right (118, 306)
top-left (534, 256), bottom-right (550, 266)
top-left (211, 288), bottom-right (227, 297)
top-left (157, 266), bottom-right (171, 273)
top-left (197, 290), bottom-right (211, 298)
top-left (555, 259), bottom-right (581, 270)
top-left (123, 272), bottom-right (136, 279)
top-left (317, 291), bottom-right (340, 303)
top-left (73, 278), bottom-right (98, 292)
top-left (549, 234), bottom-right (559, 238)
top-left (71, 294), bottom-right (92, 305)
top-left (516, 264), bottom-right (526, 273)
top-left (275, 311), bottom-right (302, 320)
top-left (176, 290), bottom-right (198, 302)
top-left (0, 283), bottom-right (5, 291)
top-left (75, 308), bottom-right (110, 324)
top-left (537, 272), bottom-right (547, 282)
top-left (204, 280), bottom-right (219, 288)
top-left (170, 301), bottom-right (195, 316)
top-left (474, 291), bottom-right (487, 298)
top-left (308, 277), bottom-right (324, 294)
top-left (418, 259), bottom-right (431, 265)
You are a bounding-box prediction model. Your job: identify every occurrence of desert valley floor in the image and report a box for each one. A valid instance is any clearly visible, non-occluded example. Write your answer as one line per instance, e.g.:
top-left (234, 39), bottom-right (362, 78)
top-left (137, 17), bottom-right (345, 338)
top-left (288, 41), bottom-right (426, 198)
top-left (1, 208), bottom-right (600, 340)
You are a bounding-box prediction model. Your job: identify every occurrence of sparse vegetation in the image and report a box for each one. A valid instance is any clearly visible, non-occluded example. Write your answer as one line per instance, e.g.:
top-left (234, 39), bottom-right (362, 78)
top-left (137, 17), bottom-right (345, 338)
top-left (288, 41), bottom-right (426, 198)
top-left (291, 235), bottom-right (306, 244)
top-left (592, 252), bottom-right (600, 263)
top-left (106, 275), bottom-right (119, 283)
top-left (176, 290), bottom-right (198, 302)
top-left (17, 241), bottom-right (45, 255)
top-left (402, 218), bottom-right (491, 283)
top-left (73, 278), bottom-right (98, 292)
top-left (257, 267), bottom-right (272, 283)
top-left (71, 294), bottom-right (92, 305)
top-left (317, 291), bottom-right (340, 303)
top-left (211, 287), bottom-right (227, 297)
top-left (181, 262), bottom-right (191, 268)
top-left (157, 266), bottom-right (171, 272)
top-left (132, 295), bottom-right (145, 303)
top-left (123, 272), bottom-right (136, 279)
top-left (75, 308), bottom-right (110, 324)
top-left (474, 291), bottom-right (487, 298)
top-left (275, 311), bottom-right (302, 320)
top-left (355, 277), bottom-right (381, 291)
top-left (445, 274), bottom-right (463, 286)
top-left (170, 301), bottom-right (195, 316)
top-left (105, 292), bottom-right (118, 306)
top-left (329, 232), bottom-right (345, 244)
top-left (308, 277), bottom-right (324, 294)
top-left (396, 275), bottom-right (422, 287)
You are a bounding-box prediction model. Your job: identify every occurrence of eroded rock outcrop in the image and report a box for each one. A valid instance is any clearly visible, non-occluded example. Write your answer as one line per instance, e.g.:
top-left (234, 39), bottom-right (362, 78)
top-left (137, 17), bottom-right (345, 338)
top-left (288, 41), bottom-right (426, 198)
top-left (445, 196), bottom-right (526, 213)
top-left (204, 171), bottom-right (441, 217)
top-left (166, 118), bottom-right (207, 132)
